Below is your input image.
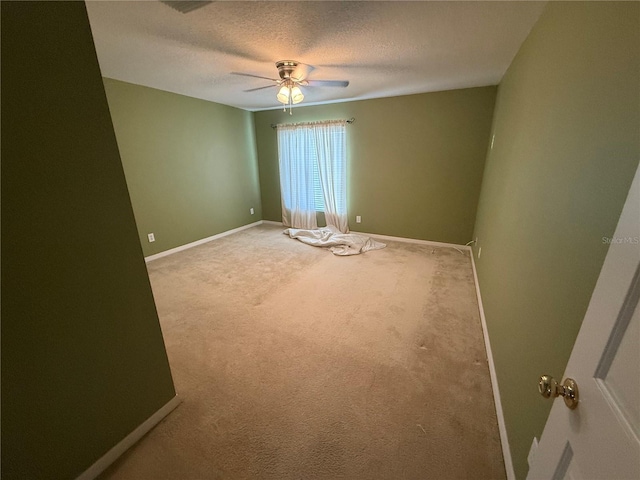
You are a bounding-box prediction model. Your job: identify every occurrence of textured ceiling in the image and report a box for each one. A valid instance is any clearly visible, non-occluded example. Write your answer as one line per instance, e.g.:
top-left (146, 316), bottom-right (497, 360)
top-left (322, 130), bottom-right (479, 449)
top-left (86, 1), bottom-right (546, 111)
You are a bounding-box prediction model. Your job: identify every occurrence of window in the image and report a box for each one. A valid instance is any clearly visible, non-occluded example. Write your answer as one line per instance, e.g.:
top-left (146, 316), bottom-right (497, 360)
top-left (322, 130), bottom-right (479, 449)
top-left (277, 121), bottom-right (348, 232)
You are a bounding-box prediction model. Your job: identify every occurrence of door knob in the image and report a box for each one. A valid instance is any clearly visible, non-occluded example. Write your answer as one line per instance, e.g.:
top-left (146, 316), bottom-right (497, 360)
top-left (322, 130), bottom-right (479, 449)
top-left (538, 375), bottom-right (579, 409)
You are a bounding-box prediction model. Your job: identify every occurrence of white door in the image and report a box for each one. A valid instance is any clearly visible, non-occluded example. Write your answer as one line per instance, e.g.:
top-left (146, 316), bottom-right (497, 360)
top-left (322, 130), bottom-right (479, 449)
top-left (528, 163), bottom-right (640, 480)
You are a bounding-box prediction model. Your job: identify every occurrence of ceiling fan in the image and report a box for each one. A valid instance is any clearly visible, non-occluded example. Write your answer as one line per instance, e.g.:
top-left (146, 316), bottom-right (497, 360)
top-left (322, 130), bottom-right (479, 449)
top-left (231, 60), bottom-right (349, 112)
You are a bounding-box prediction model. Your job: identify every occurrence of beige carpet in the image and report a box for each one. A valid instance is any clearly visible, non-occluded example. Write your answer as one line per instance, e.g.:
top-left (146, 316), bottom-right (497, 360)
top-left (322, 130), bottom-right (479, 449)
top-left (100, 224), bottom-right (505, 479)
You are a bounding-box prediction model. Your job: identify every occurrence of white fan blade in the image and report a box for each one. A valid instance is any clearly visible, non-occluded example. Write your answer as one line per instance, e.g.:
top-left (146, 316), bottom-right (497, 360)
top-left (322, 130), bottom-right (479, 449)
top-left (160, 1), bottom-right (213, 14)
top-left (230, 72), bottom-right (279, 82)
top-left (244, 85), bottom-right (277, 92)
top-left (291, 63), bottom-right (314, 82)
top-left (306, 80), bottom-right (349, 88)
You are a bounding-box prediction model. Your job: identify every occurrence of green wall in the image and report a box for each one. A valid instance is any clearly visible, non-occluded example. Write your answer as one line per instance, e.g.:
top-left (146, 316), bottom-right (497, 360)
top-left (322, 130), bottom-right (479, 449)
top-left (1, 2), bottom-right (176, 478)
top-left (103, 78), bottom-right (262, 257)
top-left (255, 87), bottom-right (496, 245)
top-left (472, 2), bottom-right (639, 478)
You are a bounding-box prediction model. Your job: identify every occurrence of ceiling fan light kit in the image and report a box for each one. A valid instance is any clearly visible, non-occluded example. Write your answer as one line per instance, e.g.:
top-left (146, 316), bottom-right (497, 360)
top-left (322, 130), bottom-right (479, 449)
top-left (231, 60), bottom-right (349, 114)
top-left (277, 83), bottom-right (304, 106)
top-left (291, 86), bottom-right (304, 104)
top-left (276, 86), bottom-right (290, 104)
top-left (276, 81), bottom-right (304, 115)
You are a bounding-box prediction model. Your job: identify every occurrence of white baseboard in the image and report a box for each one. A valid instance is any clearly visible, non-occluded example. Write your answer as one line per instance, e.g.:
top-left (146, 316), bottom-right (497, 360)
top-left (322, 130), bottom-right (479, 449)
top-left (145, 221), bottom-right (263, 262)
top-left (350, 230), bottom-right (471, 250)
top-left (470, 251), bottom-right (515, 480)
top-left (260, 223), bottom-right (469, 250)
top-left (76, 395), bottom-right (181, 480)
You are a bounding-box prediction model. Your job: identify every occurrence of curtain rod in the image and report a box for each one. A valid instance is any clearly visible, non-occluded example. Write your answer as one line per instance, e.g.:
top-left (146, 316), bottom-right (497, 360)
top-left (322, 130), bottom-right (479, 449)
top-left (270, 117), bottom-right (355, 129)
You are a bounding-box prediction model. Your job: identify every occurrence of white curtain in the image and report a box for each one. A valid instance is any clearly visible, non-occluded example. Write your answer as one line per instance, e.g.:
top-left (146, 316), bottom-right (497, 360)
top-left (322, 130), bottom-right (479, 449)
top-left (314, 121), bottom-right (348, 233)
top-left (277, 125), bottom-right (318, 230)
top-left (277, 120), bottom-right (348, 233)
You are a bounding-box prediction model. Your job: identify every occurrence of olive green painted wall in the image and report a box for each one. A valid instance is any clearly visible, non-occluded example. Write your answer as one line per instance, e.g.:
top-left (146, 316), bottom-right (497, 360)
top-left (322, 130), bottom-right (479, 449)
top-left (1, 2), bottom-right (176, 478)
top-left (103, 78), bottom-right (262, 257)
top-left (255, 87), bottom-right (496, 245)
top-left (472, 2), bottom-right (639, 478)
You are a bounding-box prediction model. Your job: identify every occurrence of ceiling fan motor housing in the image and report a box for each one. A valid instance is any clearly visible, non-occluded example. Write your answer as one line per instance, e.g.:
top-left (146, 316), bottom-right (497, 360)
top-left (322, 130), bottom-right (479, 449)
top-left (276, 60), bottom-right (299, 80)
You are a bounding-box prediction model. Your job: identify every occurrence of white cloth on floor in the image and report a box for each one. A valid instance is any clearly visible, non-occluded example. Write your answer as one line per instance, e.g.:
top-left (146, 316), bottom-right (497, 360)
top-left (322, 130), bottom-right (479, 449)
top-left (283, 225), bottom-right (386, 256)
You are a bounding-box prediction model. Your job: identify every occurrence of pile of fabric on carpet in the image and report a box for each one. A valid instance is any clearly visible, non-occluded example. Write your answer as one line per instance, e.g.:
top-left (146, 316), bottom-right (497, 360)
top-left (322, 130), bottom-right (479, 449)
top-left (283, 225), bottom-right (386, 256)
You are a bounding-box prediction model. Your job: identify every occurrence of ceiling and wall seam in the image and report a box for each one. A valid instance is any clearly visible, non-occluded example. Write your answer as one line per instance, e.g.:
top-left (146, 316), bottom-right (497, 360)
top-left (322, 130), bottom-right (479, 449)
top-left (86, 1), bottom-right (546, 111)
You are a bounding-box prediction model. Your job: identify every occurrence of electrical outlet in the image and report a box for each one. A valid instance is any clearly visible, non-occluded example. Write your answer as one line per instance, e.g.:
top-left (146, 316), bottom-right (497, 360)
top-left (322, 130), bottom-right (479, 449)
top-left (148, 233), bottom-right (155, 243)
top-left (478, 247), bottom-right (482, 259)
top-left (356, 215), bottom-right (362, 223)
top-left (250, 208), bottom-right (254, 215)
